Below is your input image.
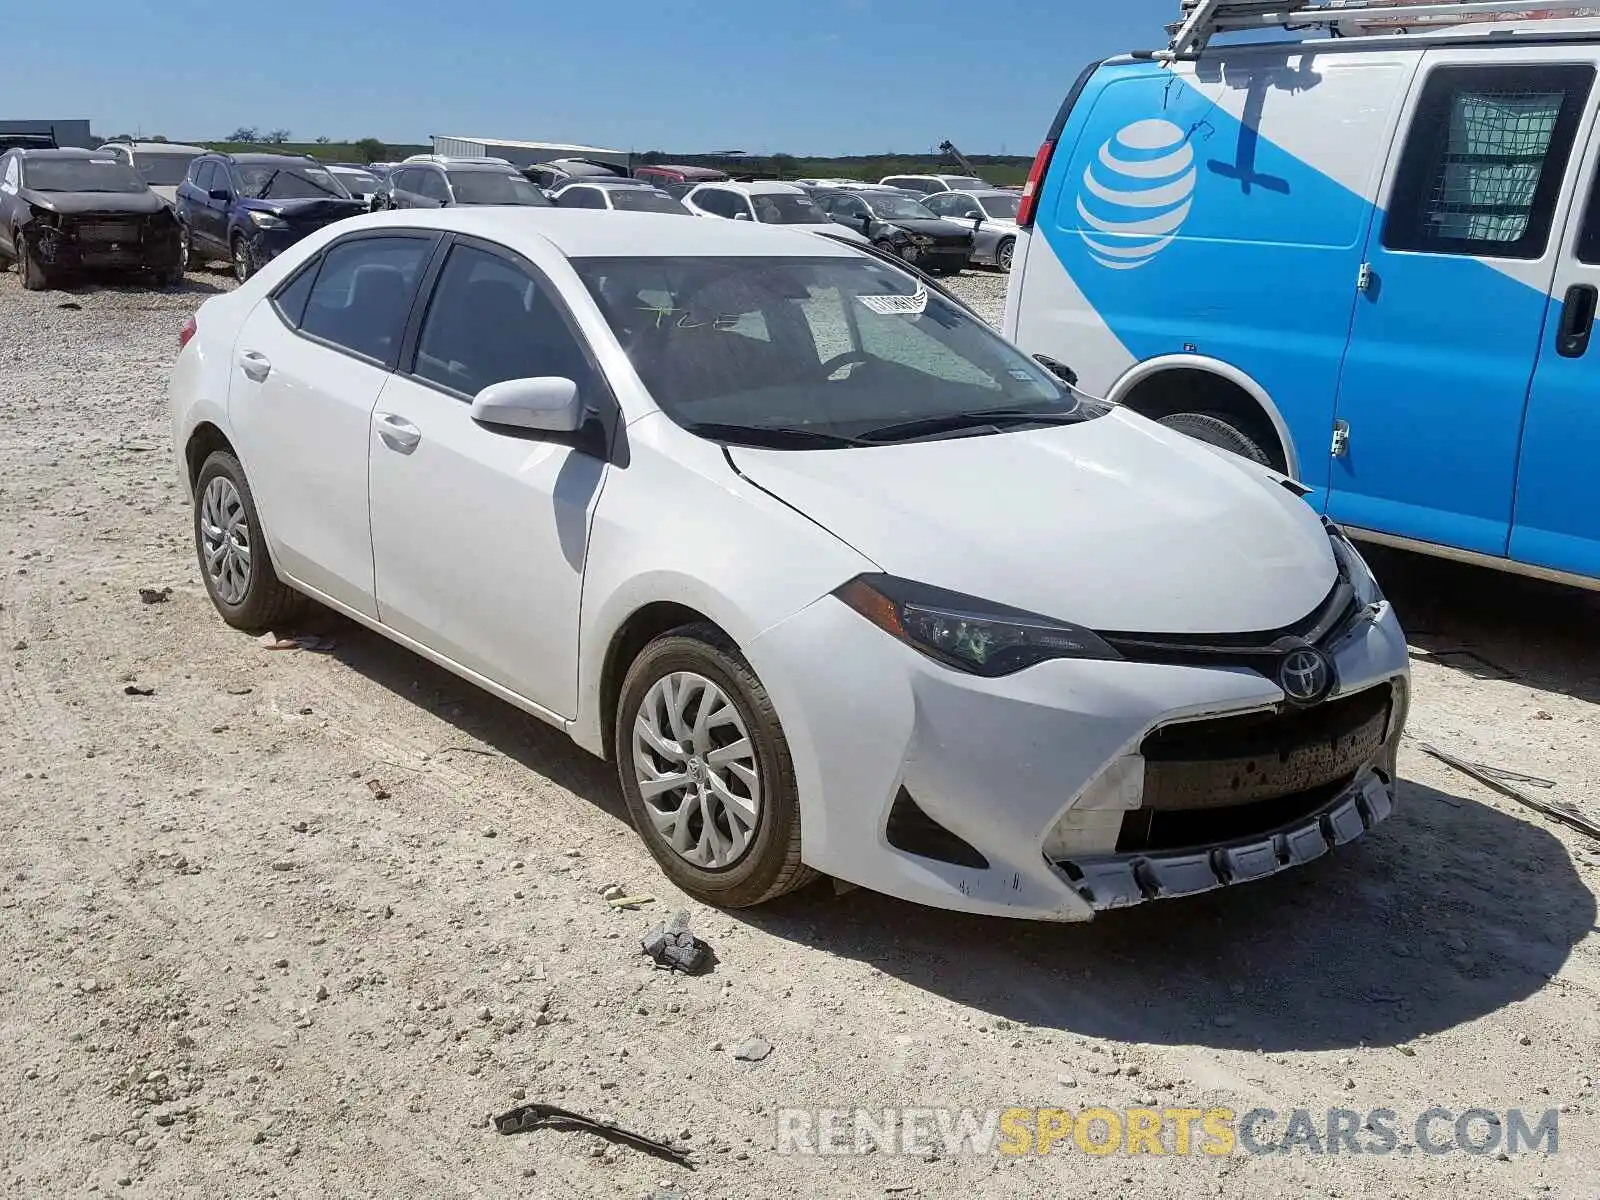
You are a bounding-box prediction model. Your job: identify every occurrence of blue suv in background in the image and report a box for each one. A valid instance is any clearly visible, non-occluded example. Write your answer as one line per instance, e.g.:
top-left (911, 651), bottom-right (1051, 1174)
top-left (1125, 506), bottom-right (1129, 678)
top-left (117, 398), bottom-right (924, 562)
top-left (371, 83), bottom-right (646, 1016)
top-left (175, 153), bottom-right (365, 281)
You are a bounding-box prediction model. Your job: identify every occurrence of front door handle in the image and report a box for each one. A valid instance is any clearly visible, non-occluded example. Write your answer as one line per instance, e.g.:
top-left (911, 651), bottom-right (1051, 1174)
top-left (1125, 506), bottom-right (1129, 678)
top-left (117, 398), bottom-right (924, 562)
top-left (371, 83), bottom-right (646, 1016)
top-left (1557, 284), bottom-right (1597, 358)
top-left (375, 412), bottom-right (422, 454)
top-left (238, 350), bottom-right (272, 382)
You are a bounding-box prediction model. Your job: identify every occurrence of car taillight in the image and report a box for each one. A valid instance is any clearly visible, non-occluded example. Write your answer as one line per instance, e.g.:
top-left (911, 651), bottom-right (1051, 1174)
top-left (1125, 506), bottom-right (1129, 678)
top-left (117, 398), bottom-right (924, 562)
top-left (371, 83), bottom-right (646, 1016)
top-left (1016, 139), bottom-right (1056, 230)
top-left (179, 316), bottom-right (197, 350)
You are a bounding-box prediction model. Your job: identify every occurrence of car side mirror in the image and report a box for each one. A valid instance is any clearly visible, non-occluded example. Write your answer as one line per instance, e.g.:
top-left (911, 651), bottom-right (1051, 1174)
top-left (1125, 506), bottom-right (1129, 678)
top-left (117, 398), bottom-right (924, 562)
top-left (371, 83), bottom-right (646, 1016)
top-left (208, 187), bottom-right (231, 202)
top-left (857, 212), bottom-right (872, 230)
top-left (734, 211), bottom-right (751, 221)
top-left (972, 215), bottom-right (984, 230)
top-left (470, 376), bottom-right (583, 434)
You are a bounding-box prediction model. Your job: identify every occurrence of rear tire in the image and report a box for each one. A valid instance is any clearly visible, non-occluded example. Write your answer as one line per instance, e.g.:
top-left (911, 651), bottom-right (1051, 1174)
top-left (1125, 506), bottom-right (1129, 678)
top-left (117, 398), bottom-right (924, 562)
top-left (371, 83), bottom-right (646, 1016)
top-left (1156, 411), bottom-right (1273, 466)
top-left (996, 236), bottom-right (1015, 272)
top-left (177, 225), bottom-right (194, 271)
top-left (615, 623), bottom-right (816, 908)
top-left (193, 451), bottom-right (306, 631)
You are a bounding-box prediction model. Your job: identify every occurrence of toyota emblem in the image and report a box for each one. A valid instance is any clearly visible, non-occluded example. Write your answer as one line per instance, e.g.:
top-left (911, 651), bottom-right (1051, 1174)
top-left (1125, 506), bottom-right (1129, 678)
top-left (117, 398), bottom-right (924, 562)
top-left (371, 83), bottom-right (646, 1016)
top-left (1278, 647), bottom-right (1334, 705)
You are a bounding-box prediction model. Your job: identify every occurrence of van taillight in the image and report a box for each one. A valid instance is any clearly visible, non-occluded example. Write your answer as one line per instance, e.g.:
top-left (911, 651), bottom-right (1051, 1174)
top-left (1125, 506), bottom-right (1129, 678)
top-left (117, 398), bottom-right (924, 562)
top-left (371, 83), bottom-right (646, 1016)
top-left (179, 316), bottom-right (197, 349)
top-left (1017, 139), bottom-right (1056, 230)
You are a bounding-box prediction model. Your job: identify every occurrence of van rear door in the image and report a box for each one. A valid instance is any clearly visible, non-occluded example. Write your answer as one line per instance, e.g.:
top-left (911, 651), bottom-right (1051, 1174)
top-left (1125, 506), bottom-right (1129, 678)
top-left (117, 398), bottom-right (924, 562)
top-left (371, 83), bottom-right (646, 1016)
top-left (1327, 49), bottom-right (1598, 556)
top-left (1511, 112), bottom-right (1600, 582)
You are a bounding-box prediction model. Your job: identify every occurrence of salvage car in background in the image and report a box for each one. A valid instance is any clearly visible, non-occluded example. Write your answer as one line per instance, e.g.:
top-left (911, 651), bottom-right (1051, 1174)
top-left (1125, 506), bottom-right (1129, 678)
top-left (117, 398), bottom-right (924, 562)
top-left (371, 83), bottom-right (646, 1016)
top-left (170, 207), bottom-right (1408, 920)
top-left (631, 163), bottom-right (728, 197)
top-left (524, 158), bottom-right (632, 191)
top-left (812, 187), bottom-right (972, 273)
top-left (0, 148), bottom-right (182, 290)
top-left (922, 188), bottom-right (1020, 271)
top-left (176, 152), bottom-right (366, 282)
top-left (683, 181), bottom-right (867, 242)
top-left (96, 141), bottom-right (206, 205)
top-left (552, 180), bottom-right (689, 213)
top-left (372, 157), bottom-right (552, 212)
top-left (878, 173), bottom-right (991, 196)
top-left (327, 165), bottom-right (385, 208)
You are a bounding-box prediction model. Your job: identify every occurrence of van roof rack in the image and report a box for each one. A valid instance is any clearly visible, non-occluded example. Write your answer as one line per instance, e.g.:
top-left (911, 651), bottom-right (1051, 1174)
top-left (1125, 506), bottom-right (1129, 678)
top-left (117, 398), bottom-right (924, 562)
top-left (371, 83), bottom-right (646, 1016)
top-left (1166, 0), bottom-right (1600, 57)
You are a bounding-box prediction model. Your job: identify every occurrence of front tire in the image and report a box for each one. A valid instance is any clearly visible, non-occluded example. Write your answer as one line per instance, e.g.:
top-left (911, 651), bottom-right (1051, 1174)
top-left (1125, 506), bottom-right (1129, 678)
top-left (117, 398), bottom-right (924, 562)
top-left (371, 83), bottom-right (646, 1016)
top-left (231, 234), bottom-right (255, 283)
top-left (615, 624), bottom-right (815, 908)
top-left (193, 451), bottom-right (305, 631)
top-left (16, 232), bottom-right (49, 291)
top-left (177, 224), bottom-right (194, 272)
top-left (1156, 411), bottom-right (1273, 466)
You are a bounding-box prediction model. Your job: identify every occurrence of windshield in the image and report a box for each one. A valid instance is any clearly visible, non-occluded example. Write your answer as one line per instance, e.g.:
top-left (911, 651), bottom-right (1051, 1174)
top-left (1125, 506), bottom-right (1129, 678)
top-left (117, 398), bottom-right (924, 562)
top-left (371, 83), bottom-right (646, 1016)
top-left (332, 170), bottom-right (380, 193)
top-left (449, 170), bottom-right (552, 206)
top-left (866, 195), bottom-right (939, 221)
top-left (944, 177), bottom-right (990, 191)
top-left (23, 158), bottom-right (146, 194)
top-left (235, 164), bottom-right (349, 200)
top-left (611, 188), bottom-right (689, 214)
top-left (574, 255), bottom-right (1105, 447)
top-left (130, 153), bottom-right (199, 187)
top-left (978, 193), bottom-right (1020, 220)
top-left (749, 194), bottom-right (828, 225)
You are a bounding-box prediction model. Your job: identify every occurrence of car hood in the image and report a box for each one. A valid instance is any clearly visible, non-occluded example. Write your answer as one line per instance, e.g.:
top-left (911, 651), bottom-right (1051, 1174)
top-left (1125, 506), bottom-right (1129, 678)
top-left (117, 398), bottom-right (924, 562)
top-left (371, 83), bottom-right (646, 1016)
top-left (728, 413), bottom-right (1337, 634)
top-left (798, 223), bottom-right (868, 243)
top-left (20, 188), bottom-right (166, 216)
top-left (240, 197), bottom-right (365, 221)
top-left (884, 216), bottom-right (971, 239)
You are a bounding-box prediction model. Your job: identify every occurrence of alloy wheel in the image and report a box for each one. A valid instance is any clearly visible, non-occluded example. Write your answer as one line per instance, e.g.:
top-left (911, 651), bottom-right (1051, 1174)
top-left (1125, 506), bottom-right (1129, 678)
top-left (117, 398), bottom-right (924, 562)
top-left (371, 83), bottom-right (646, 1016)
top-left (232, 238), bottom-right (251, 282)
top-left (998, 239), bottom-right (1014, 272)
top-left (631, 671), bottom-right (760, 869)
top-left (199, 475), bottom-right (252, 605)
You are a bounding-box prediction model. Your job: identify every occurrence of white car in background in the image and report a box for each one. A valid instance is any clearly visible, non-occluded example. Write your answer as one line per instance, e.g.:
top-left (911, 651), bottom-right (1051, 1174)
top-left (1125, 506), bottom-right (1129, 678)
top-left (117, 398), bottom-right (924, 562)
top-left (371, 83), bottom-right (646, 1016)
top-left (96, 141), bottom-right (207, 204)
top-left (327, 165), bottom-right (385, 207)
top-left (921, 188), bottom-right (1022, 271)
top-left (168, 208), bottom-right (1408, 920)
top-left (682, 180), bottom-right (867, 243)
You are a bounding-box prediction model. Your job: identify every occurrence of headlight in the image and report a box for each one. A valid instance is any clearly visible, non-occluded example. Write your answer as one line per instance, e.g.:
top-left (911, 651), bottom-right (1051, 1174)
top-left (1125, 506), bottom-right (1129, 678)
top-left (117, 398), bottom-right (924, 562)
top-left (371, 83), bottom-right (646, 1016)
top-left (1326, 521), bottom-right (1383, 608)
top-left (247, 211), bottom-right (288, 229)
top-left (909, 233), bottom-right (934, 247)
top-left (836, 574), bottom-right (1120, 676)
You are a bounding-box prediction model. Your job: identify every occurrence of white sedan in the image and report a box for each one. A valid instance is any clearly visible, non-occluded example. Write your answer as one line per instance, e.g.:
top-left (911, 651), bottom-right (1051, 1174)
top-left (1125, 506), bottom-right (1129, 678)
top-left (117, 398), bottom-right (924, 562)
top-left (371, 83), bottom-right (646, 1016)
top-left (169, 208), bottom-right (1410, 919)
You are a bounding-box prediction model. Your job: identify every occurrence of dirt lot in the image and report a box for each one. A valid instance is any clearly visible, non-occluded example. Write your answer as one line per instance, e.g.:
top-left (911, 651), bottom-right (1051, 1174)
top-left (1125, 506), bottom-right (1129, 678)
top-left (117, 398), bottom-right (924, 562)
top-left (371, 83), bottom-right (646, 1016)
top-left (1, 264), bottom-right (1597, 1200)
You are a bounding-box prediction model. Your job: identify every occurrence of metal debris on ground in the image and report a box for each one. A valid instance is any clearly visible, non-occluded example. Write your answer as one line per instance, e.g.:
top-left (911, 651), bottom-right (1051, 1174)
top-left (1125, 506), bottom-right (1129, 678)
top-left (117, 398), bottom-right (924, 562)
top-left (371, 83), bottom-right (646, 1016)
top-left (123, 684), bottom-right (155, 697)
top-left (365, 779), bottom-right (392, 800)
top-left (1418, 742), bottom-right (1600, 841)
top-left (641, 911), bottom-right (711, 974)
top-left (138, 587), bottom-right (172, 604)
top-left (493, 1102), bottom-right (693, 1167)
top-left (607, 894), bottom-right (655, 910)
top-left (258, 633), bottom-right (338, 652)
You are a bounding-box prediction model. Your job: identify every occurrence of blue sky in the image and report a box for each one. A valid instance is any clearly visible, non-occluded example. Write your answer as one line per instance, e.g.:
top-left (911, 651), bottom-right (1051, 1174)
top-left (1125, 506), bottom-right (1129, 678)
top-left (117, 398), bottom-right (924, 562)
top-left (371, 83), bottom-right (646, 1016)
top-left (19, 0), bottom-right (1177, 154)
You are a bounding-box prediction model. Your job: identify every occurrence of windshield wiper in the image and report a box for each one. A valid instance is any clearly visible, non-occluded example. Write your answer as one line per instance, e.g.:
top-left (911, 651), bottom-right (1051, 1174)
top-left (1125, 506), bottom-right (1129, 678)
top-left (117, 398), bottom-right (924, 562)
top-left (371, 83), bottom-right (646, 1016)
top-left (858, 407), bottom-right (1085, 444)
top-left (683, 421), bottom-right (869, 449)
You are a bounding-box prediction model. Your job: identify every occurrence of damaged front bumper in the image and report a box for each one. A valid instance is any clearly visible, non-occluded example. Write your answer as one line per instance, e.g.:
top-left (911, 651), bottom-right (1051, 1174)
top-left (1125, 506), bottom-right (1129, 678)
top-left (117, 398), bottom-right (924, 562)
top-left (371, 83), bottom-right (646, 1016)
top-left (27, 211), bottom-right (181, 275)
top-left (747, 591), bottom-right (1410, 922)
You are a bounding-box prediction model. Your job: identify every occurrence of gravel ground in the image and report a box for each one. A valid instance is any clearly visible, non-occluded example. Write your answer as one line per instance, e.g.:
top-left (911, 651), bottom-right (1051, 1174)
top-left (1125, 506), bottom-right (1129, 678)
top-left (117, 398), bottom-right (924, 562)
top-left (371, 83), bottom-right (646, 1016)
top-left (0, 261), bottom-right (1597, 1200)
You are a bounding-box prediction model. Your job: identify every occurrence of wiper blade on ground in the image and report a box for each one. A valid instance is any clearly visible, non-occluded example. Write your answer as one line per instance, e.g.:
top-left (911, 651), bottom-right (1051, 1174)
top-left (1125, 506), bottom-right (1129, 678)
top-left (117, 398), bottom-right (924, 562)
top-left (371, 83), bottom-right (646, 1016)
top-left (682, 421), bottom-right (869, 449)
top-left (858, 407), bottom-right (1085, 444)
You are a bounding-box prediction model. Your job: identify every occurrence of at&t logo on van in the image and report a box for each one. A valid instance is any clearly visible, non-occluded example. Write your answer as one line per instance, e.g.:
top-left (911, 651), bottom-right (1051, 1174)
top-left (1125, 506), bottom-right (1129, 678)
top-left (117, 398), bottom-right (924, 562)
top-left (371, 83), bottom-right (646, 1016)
top-left (1076, 119), bottom-right (1196, 270)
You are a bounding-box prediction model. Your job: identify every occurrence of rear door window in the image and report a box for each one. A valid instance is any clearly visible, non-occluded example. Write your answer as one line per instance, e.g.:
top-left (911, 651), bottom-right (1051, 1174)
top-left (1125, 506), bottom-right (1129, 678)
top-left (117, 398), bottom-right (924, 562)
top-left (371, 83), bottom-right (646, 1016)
top-left (1384, 63), bottom-right (1595, 259)
top-left (416, 170), bottom-right (450, 204)
top-left (297, 236), bottom-right (434, 365)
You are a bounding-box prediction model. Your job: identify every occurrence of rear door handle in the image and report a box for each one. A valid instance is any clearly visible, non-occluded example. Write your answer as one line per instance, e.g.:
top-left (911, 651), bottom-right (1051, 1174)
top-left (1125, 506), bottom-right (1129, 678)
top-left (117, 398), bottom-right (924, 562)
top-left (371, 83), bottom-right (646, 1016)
top-left (238, 350), bottom-right (272, 382)
top-left (1557, 283), bottom-right (1597, 358)
top-left (375, 412), bottom-right (422, 454)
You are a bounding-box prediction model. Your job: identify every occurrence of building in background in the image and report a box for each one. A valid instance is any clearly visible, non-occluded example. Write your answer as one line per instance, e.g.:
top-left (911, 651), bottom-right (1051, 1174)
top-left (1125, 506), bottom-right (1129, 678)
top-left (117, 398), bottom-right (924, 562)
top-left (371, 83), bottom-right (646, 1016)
top-left (0, 119), bottom-right (94, 150)
top-left (430, 135), bottom-right (628, 171)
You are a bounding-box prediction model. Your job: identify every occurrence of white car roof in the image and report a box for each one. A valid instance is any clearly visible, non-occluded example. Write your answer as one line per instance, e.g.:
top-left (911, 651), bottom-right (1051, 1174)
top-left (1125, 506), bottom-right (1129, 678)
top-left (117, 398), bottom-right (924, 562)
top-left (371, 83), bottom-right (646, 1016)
top-left (101, 141), bottom-right (207, 155)
top-left (348, 208), bottom-right (862, 260)
top-left (697, 180), bottom-right (807, 196)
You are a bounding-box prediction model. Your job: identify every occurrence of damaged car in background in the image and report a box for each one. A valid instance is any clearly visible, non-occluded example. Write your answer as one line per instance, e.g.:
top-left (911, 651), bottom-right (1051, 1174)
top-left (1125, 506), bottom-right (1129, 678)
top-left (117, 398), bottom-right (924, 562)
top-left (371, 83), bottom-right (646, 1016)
top-left (0, 148), bottom-right (183, 290)
top-left (175, 152), bottom-right (367, 282)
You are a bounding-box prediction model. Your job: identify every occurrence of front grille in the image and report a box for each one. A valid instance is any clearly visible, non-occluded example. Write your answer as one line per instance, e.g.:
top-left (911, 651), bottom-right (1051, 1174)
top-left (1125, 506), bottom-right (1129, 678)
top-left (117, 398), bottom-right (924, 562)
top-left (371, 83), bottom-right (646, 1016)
top-left (1116, 683), bottom-right (1394, 853)
top-left (75, 218), bottom-right (144, 244)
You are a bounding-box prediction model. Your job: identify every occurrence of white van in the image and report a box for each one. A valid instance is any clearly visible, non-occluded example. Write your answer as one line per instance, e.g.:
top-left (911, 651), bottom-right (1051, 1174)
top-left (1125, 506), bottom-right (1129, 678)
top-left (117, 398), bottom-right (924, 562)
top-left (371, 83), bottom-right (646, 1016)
top-left (1004, 1), bottom-right (1600, 589)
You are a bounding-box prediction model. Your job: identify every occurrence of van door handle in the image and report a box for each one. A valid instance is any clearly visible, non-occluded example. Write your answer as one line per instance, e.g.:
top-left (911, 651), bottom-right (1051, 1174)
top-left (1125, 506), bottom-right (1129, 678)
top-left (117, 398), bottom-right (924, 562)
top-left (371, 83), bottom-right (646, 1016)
top-left (1557, 284), bottom-right (1597, 358)
top-left (238, 350), bottom-right (272, 382)
top-left (375, 412), bottom-right (422, 454)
